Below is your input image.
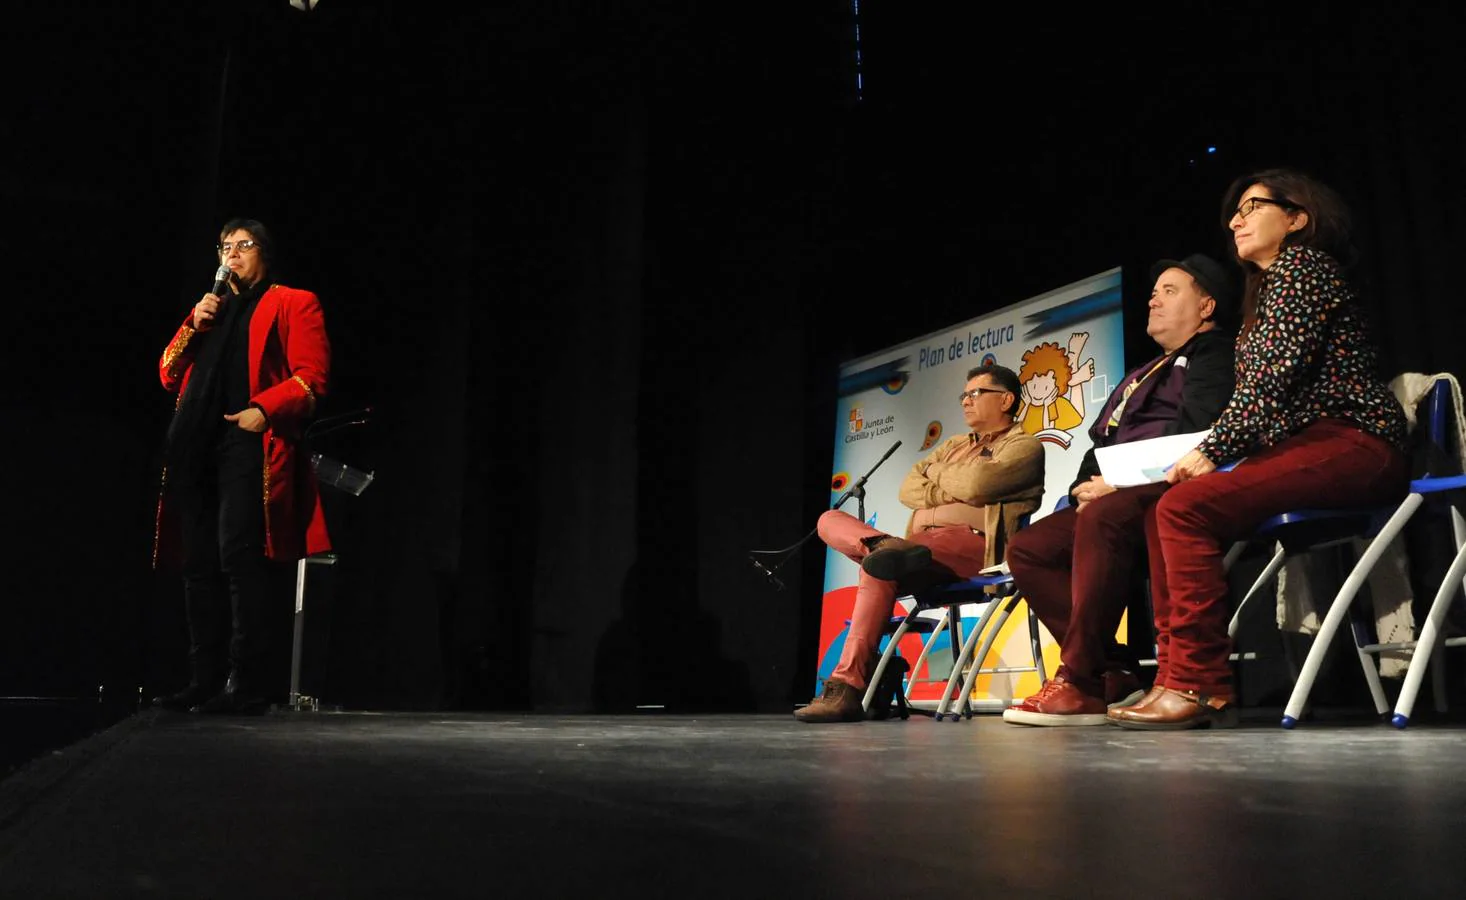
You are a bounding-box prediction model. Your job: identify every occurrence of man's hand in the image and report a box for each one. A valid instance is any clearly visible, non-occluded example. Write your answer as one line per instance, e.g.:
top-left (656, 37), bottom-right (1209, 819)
top-left (1165, 448), bottom-right (1216, 484)
top-left (225, 407), bottom-right (268, 433)
top-left (193, 293), bottom-right (224, 331)
top-left (1072, 475), bottom-right (1115, 513)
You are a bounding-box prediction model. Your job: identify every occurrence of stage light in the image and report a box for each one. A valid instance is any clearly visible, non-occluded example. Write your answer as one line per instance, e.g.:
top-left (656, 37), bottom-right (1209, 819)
top-left (288, 0), bottom-right (320, 11)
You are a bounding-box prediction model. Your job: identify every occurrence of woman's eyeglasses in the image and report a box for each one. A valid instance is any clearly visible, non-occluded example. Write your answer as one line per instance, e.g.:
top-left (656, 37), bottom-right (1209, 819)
top-left (1232, 197), bottom-right (1297, 220)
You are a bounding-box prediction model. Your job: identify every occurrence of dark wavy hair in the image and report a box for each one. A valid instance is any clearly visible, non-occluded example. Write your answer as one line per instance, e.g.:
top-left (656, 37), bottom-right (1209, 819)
top-left (1219, 168), bottom-right (1355, 329)
top-left (218, 217), bottom-right (275, 268)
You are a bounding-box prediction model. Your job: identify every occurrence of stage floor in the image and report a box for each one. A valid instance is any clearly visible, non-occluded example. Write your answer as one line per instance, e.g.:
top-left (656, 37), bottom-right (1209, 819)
top-left (1, 707), bottom-right (1462, 898)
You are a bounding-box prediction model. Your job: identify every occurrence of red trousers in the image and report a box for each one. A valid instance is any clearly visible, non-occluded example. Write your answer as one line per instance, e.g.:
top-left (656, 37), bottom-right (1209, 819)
top-left (817, 510), bottom-right (987, 689)
top-left (1152, 419), bottom-right (1409, 694)
top-left (1005, 482), bottom-right (1169, 694)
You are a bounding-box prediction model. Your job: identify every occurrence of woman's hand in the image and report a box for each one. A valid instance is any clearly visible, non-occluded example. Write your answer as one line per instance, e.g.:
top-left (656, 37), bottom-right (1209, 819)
top-left (1165, 449), bottom-right (1216, 484)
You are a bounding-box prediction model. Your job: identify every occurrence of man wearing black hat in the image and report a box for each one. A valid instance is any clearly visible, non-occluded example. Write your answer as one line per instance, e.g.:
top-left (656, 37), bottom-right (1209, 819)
top-left (1001, 253), bottom-right (1239, 726)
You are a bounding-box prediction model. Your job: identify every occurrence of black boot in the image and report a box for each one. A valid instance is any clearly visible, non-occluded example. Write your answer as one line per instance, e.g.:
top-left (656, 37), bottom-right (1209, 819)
top-left (151, 650), bottom-right (223, 712)
top-left (191, 669), bottom-right (268, 715)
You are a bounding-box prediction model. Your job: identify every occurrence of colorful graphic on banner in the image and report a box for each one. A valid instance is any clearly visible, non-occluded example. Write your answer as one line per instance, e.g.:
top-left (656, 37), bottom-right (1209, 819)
top-left (816, 268), bottom-right (1125, 709)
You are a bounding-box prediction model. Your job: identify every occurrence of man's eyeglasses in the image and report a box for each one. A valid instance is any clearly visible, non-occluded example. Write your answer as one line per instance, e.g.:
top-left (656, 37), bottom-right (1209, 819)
top-left (1232, 197), bottom-right (1297, 220)
top-left (958, 387), bottom-right (1007, 403)
top-left (217, 240), bottom-right (259, 255)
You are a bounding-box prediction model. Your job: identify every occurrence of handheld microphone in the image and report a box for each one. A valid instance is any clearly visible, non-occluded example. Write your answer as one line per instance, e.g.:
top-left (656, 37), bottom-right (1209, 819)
top-left (210, 264), bottom-right (232, 297)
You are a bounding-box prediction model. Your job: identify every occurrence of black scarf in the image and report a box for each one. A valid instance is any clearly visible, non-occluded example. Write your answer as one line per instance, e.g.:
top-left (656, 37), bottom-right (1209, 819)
top-left (164, 280), bottom-right (266, 473)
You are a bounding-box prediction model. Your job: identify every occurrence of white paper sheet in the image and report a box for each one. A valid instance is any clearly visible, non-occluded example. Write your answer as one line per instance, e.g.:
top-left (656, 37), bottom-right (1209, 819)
top-left (1093, 429), bottom-right (1211, 487)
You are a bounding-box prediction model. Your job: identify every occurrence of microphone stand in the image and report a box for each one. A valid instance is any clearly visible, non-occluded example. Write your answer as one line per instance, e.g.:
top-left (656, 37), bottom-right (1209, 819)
top-left (831, 439), bottom-right (903, 523)
top-left (748, 440), bottom-right (903, 590)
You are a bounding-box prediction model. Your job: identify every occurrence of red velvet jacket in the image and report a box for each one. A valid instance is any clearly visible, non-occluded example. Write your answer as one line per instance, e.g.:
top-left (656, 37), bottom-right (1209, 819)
top-left (154, 284), bottom-right (332, 566)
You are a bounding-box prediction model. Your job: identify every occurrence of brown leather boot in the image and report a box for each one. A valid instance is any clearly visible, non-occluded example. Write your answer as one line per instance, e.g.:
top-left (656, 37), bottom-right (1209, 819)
top-left (794, 678), bottom-right (865, 723)
top-left (1107, 684), bottom-right (1167, 723)
top-left (1111, 687), bottom-right (1238, 730)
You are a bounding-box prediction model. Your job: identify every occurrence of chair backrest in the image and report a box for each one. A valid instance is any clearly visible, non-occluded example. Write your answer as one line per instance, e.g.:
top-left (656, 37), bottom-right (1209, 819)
top-left (1418, 378), bottom-right (1458, 478)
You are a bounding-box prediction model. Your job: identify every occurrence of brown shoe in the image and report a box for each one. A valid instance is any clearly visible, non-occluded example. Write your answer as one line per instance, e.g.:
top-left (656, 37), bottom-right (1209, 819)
top-left (1111, 687), bottom-right (1238, 731)
top-left (860, 537), bottom-right (933, 581)
top-left (794, 678), bottom-right (865, 723)
top-left (1107, 684), bottom-right (1168, 723)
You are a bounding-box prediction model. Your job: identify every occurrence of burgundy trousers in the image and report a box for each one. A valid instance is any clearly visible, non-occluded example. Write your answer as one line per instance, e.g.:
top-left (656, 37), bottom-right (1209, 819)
top-left (1005, 482), bottom-right (1169, 694)
top-left (1153, 419), bottom-right (1409, 695)
top-left (817, 510), bottom-right (987, 690)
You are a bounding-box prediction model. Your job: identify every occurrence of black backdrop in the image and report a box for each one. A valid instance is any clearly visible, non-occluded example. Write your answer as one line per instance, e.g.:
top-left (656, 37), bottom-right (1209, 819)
top-left (3, 1), bottom-right (1462, 713)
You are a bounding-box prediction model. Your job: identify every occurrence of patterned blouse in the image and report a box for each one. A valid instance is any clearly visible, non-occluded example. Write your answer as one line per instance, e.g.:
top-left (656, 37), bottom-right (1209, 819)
top-left (1199, 244), bottom-right (1408, 465)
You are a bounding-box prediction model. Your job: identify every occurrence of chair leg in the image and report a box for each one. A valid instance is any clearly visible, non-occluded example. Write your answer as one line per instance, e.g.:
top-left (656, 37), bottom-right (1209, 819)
top-left (947, 606), bottom-right (964, 684)
top-left (905, 614), bottom-right (948, 701)
top-left (1282, 494), bottom-right (1423, 727)
top-left (289, 558), bottom-right (307, 710)
top-left (1025, 599), bottom-right (1047, 685)
top-left (934, 600), bottom-right (999, 720)
top-left (1435, 507), bottom-right (1466, 715)
top-left (956, 597), bottom-right (1020, 718)
top-left (1228, 545), bottom-right (1287, 640)
top-left (1391, 541), bottom-right (1466, 728)
top-left (1222, 540), bottom-right (1248, 573)
top-left (863, 618), bottom-right (912, 712)
top-left (1346, 601), bottom-right (1391, 715)
top-left (1430, 644), bottom-right (1447, 714)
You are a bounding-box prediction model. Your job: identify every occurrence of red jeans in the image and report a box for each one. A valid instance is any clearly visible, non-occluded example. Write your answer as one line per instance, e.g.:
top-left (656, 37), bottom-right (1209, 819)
top-left (1005, 482), bottom-right (1169, 694)
top-left (817, 510), bottom-right (987, 689)
top-left (1152, 419), bottom-right (1409, 695)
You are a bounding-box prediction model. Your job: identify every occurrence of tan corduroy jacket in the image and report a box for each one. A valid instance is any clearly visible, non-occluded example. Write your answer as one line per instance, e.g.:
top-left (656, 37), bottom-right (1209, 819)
top-left (897, 421), bottom-right (1044, 569)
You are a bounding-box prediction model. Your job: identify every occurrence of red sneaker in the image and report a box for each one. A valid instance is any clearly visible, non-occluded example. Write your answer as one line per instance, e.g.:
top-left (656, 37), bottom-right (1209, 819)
top-left (1008, 675), bottom-right (1068, 714)
top-left (1002, 677), bottom-right (1109, 726)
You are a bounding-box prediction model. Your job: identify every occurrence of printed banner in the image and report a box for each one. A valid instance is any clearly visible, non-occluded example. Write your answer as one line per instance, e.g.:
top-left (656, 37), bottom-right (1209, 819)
top-left (816, 268), bottom-right (1126, 709)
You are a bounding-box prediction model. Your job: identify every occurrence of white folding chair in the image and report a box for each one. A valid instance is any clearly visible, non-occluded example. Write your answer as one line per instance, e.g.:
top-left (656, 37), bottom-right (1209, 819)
top-left (1279, 377), bottom-right (1462, 727)
top-left (1391, 477), bottom-right (1466, 727)
top-left (863, 573), bottom-right (1046, 720)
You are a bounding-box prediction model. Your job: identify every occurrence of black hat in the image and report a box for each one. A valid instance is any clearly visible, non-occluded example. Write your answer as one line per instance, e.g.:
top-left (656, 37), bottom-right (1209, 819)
top-left (1150, 253), bottom-right (1240, 329)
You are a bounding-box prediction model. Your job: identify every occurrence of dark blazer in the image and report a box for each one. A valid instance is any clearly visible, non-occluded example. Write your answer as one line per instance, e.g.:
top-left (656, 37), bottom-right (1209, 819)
top-left (1068, 328), bottom-right (1236, 500)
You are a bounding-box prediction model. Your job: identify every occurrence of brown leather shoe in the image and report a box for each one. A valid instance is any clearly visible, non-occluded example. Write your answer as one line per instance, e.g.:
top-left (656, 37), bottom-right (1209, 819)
top-left (1110, 687), bottom-right (1238, 731)
top-left (1107, 683), bottom-right (1166, 722)
top-left (794, 678), bottom-right (865, 723)
top-left (860, 537), bottom-right (933, 581)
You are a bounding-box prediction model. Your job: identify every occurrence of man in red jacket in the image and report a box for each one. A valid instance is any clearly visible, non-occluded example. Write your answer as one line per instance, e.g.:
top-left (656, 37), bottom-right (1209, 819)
top-left (152, 218), bottom-right (331, 714)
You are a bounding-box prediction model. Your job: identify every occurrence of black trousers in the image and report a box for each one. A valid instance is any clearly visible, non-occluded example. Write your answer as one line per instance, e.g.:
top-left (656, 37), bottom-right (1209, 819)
top-left (173, 427), bottom-right (269, 686)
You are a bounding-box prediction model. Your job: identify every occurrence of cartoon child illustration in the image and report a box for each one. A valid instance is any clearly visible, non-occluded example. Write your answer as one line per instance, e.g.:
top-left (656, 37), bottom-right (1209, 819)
top-left (1016, 333), bottom-right (1095, 441)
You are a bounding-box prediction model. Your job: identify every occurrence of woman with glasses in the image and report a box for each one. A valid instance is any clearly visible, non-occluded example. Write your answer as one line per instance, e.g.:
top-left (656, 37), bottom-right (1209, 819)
top-left (1109, 168), bottom-right (1410, 730)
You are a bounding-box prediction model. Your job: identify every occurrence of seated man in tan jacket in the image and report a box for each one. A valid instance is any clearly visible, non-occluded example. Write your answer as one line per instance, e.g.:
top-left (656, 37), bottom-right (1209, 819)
top-left (797, 363), bottom-right (1045, 723)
